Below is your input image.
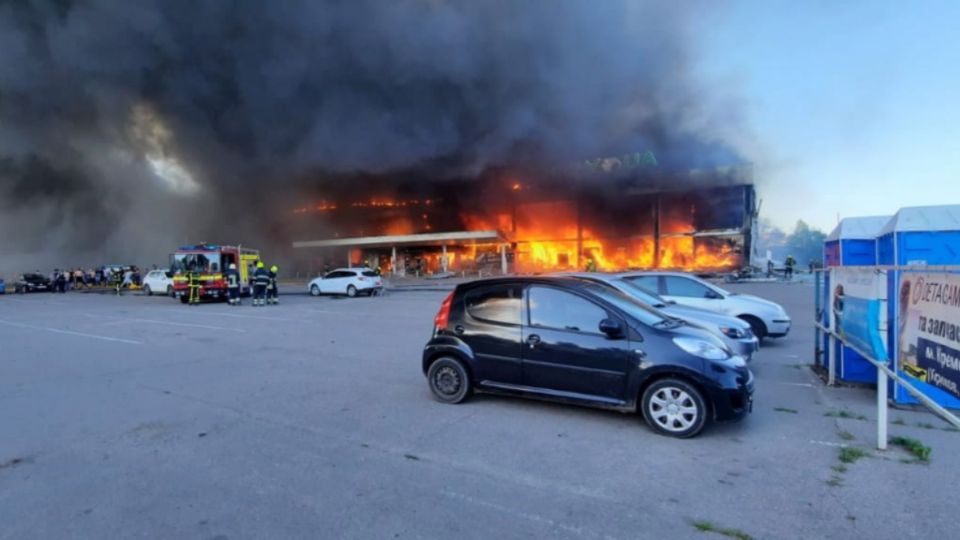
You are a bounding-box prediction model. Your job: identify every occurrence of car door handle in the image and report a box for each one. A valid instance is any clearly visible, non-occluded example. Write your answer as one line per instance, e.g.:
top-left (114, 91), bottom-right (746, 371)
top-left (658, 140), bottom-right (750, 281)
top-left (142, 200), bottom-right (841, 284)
top-left (526, 334), bottom-right (541, 348)
top-left (453, 325), bottom-right (465, 335)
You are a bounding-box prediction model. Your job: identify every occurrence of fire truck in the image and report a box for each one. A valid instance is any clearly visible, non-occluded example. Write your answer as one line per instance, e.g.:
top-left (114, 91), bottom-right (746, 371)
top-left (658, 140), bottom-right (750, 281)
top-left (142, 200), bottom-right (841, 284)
top-left (169, 244), bottom-right (260, 303)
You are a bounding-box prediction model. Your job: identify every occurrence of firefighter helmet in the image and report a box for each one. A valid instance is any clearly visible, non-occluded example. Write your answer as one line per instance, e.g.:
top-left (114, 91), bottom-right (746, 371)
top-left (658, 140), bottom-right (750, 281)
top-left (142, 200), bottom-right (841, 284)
top-left (229, 263), bottom-right (237, 270)
top-left (270, 265), bottom-right (278, 273)
top-left (256, 261), bottom-right (265, 269)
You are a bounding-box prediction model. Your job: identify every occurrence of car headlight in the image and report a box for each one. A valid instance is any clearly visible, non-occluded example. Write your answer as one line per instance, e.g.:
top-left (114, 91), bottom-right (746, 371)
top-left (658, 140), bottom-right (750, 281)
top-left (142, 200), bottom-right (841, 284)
top-left (673, 337), bottom-right (730, 360)
top-left (719, 326), bottom-right (746, 339)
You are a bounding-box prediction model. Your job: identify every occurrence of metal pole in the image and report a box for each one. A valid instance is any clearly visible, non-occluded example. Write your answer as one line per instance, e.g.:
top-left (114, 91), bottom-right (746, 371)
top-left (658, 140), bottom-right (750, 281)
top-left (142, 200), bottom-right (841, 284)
top-left (441, 244), bottom-right (448, 273)
top-left (500, 244), bottom-right (508, 275)
top-left (815, 320), bottom-right (960, 431)
top-left (827, 335), bottom-right (836, 386)
top-left (877, 368), bottom-right (888, 450)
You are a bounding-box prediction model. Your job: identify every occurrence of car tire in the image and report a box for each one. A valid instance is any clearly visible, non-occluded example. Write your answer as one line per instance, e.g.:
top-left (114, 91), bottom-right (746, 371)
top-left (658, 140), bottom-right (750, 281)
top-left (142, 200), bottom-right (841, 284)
top-left (641, 378), bottom-right (708, 438)
top-left (346, 285), bottom-right (357, 297)
top-left (143, 285), bottom-right (152, 296)
top-left (179, 296), bottom-right (188, 304)
top-left (166, 285), bottom-right (174, 297)
top-left (739, 315), bottom-right (767, 341)
top-left (310, 284), bottom-right (321, 297)
top-left (427, 357), bottom-right (471, 404)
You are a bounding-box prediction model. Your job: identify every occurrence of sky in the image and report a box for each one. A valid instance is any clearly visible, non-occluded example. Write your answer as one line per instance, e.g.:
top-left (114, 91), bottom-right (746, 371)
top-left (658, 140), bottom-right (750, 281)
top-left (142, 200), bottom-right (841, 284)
top-left (697, 0), bottom-right (960, 233)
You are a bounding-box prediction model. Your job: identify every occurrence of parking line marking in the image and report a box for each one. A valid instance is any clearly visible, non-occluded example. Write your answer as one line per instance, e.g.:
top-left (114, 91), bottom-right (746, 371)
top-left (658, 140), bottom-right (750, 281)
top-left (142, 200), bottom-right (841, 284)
top-left (441, 490), bottom-right (621, 540)
top-left (771, 381), bottom-right (816, 388)
top-left (85, 314), bottom-right (245, 333)
top-left (0, 319), bottom-right (142, 345)
top-left (808, 439), bottom-right (847, 448)
top-left (167, 309), bottom-right (294, 322)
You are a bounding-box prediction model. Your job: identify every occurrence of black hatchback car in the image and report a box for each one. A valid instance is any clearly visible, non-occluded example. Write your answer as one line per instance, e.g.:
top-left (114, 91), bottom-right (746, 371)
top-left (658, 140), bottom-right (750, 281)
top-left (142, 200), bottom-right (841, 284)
top-left (422, 277), bottom-right (753, 438)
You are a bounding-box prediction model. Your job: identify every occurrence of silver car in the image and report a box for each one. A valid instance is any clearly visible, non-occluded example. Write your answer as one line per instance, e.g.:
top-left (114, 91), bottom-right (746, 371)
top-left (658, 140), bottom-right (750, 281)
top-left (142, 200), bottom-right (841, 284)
top-left (562, 273), bottom-right (760, 361)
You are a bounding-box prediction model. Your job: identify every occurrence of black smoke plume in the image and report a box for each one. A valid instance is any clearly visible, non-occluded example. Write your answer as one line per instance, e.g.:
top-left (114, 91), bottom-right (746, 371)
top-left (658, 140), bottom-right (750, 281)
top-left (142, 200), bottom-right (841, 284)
top-left (0, 0), bottom-right (742, 274)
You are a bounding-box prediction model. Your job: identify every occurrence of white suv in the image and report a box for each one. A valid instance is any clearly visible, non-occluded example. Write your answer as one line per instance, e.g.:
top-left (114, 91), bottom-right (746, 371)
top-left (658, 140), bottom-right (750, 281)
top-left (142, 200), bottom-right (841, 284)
top-left (622, 272), bottom-right (791, 340)
top-left (142, 269), bottom-right (173, 296)
top-left (308, 268), bottom-right (383, 297)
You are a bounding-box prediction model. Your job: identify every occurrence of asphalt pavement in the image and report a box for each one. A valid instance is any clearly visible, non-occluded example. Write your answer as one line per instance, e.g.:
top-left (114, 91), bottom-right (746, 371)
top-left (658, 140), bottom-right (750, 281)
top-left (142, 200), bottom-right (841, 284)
top-left (1, 280), bottom-right (957, 539)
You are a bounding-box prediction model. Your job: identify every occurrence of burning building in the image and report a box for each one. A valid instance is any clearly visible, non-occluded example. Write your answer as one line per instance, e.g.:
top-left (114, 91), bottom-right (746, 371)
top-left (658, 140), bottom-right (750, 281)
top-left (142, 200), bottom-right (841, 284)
top-left (290, 164), bottom-right (758, 276)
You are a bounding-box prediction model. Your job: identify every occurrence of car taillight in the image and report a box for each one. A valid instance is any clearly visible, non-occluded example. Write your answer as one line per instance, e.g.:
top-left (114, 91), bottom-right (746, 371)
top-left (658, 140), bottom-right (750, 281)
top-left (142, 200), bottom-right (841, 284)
top-left (434, 292), bottom-right (454, 329)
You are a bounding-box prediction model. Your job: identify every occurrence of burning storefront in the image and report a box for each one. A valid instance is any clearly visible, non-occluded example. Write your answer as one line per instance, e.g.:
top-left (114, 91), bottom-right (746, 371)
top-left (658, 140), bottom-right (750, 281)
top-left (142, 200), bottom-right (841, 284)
top-left (290, 165), bottom-right (757, 276)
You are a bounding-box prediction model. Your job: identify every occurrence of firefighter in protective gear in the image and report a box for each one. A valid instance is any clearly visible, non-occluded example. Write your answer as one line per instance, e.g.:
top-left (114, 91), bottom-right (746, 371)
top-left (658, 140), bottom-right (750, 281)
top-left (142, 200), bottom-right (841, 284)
top-left (785, 254), bottom-right (796, 280)
top-left (113, 269), bottom-right (124, 296)
top-left (253, 261), bottom-right (270, 307)
top-left (267, 264), bottom-right (279, 305)
top-left (225, 263), bottom-right (241, 305)
top-left (187, 270), bottom-right (202, 305)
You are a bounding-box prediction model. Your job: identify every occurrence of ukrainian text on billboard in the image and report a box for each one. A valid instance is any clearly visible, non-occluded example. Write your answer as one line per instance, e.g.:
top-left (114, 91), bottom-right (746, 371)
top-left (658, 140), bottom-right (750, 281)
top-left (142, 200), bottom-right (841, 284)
top-left (898, 272), bottom-right (960, 399)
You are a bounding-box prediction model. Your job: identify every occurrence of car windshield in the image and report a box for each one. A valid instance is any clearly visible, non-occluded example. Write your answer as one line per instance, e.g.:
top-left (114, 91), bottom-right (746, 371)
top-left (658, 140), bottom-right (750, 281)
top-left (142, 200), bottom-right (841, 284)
top-left (578, 282), bottom-right (669, 326)
top-left (172, 253), bottom-right (221, 273)
top-left (612, 278), bottom-right (670, 307)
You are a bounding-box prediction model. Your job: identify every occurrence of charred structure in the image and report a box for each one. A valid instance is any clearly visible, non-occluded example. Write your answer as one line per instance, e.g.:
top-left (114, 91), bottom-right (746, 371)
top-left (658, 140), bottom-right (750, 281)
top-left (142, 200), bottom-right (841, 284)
top-left (290, 165), bottom-right (757, 275)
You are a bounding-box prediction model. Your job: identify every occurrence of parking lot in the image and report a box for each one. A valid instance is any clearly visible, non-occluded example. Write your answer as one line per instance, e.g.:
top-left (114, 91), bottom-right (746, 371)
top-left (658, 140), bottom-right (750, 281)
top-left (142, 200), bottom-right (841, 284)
top-left (1, 281), bottom-right (957, 539)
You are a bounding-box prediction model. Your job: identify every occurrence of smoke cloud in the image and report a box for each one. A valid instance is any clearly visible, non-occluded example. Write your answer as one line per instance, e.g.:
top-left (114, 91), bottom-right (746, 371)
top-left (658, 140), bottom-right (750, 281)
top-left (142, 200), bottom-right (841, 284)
top-left (0, 0), bottom-right (742, 275)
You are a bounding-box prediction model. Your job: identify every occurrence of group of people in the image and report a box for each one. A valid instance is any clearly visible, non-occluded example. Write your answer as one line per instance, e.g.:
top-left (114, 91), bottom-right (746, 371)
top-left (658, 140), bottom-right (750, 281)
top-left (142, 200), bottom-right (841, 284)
top-left (49, 266), bottom-right (141, 293)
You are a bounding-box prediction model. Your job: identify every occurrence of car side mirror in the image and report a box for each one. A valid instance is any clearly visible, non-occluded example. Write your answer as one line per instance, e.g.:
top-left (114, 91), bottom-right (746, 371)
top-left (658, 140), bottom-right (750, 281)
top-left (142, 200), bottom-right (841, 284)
top-left (705, 290), bottom-right (722, 299)
top-left (599, 318), bottom-right (624, 338)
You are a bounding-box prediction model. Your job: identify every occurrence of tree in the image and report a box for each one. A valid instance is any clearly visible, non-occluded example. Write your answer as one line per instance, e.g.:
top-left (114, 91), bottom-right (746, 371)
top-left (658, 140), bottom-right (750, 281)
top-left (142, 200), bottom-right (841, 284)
top-left (785, 220), bottom-right (826, 266)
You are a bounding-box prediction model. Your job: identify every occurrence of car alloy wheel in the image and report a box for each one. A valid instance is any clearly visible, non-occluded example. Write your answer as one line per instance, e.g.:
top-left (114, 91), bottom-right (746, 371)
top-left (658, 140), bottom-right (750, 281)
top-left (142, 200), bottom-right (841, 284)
top-left (166, 285), bottom-right (174, 297)
top-left (346, 285), bottom-right (357, 297)
top-left (427, 357), bottom-right (470, 404)
top-left (642, 378), bottom-right (707, 438)
top-left (143, 285), bottom-right (152, 296)
top-left (310, 284), bottom-right (321, 296)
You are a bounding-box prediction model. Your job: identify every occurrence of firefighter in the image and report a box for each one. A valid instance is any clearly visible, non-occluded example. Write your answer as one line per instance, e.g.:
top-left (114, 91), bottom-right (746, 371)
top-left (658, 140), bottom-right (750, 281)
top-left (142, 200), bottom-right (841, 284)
top-left (225, 263), bottom-right (241, 305)
top-left (267, 264), bottom-right (279, 305)
top-left (785, 254), bottom-right (796, 280)
top-left (113, 268), bottom-right (124, 296)
top-left (187, 270), bottom-right (202, 305)
top-left (253, 261), bottom-right (270, 307)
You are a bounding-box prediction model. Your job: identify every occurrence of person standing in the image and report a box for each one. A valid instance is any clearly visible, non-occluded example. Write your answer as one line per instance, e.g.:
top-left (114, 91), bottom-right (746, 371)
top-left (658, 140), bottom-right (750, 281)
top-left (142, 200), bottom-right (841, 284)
top-left (267, 265), bottom-right (279, 305)
top-left (113, 268), bottom-right (124, 295)
top-left (225, 263), bottom-right (241, 306)
top-left (785, 255), bottom-right (796, 280)
top-left (187, 270), bottom-right (202, 305)
top-left (55, 269), bottom-right (66, 293)
top-left (253, 261), bottom-right (270, 307)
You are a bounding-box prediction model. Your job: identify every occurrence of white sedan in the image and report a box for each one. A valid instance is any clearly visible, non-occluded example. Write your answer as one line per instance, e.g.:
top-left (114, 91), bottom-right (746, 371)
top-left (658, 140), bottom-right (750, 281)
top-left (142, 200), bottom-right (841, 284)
top-left (622, 271), bottom-right (791, 340)
top-left (142, 269), bottom-right (174, 296)
top-left (308, 268), bottom-right (383, 297)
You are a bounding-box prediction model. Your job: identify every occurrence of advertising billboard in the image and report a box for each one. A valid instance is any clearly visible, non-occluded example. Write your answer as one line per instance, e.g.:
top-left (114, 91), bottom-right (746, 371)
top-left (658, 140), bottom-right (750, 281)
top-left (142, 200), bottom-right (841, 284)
top-left (897, 272), bottom-right (960, 400)
top-left (829, 268), bottom-right (888, 362)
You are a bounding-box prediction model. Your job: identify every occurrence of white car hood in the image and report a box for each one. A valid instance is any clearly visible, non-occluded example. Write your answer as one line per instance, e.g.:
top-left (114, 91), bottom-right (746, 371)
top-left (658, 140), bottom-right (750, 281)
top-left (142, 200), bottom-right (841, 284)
top-left (729, 293), bottom-right (788, 317)
top-left (662, 303), bottom-right (751, 329)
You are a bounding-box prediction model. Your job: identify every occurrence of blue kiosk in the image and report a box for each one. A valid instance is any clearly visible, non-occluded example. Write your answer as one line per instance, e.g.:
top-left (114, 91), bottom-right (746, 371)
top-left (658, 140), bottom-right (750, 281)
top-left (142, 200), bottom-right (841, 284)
top-left (822, 216), bottom-right (890, 382)
top-left (876, 204), bottom-right (960, 408)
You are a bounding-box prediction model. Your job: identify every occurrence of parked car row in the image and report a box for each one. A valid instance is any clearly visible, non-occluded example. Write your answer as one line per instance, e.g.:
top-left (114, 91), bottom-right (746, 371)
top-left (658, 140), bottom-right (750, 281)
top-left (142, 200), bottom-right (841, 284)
top-left (421, 272), bottom-right (791, 439)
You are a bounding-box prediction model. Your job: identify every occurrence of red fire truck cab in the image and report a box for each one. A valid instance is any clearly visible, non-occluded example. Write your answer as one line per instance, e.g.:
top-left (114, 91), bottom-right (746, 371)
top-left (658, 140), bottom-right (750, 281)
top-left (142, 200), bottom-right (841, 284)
top-left (169, 244), bottom-right (260, 303)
